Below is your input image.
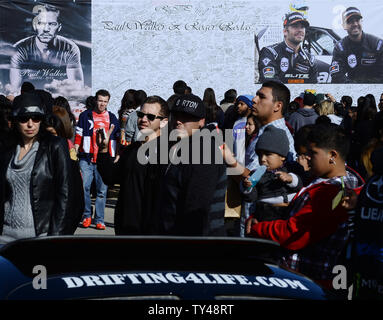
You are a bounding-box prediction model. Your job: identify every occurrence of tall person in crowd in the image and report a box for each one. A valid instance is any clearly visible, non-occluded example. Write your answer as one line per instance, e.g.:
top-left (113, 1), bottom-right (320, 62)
top-left (220, 89), bottom-right (237, 113)
top-left (97, 96), bottom-right (169, 235)
top-left (288, 89), bottom-right (318, 133)
top-left (158, 94), bottom-right (227, 236)
top-left (0, 92), bottom-right (78, 242)
top-left (258, 12), bottom-right (318, 84)
top-left (250, 80), bottom-right (296, 170)
top-left (330, 7), bottom-right (383, 83)
top-left (9, 3), bottom-right (84, 93)
top-left (75, 89), bottom-right (119, 230)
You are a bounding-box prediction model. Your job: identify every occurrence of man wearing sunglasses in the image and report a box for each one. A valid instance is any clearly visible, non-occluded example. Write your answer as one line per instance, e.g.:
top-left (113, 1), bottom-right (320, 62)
top-left (157, 94), bottom-right (227, 236)
top-left (97, 95), bottom-right (169, 235)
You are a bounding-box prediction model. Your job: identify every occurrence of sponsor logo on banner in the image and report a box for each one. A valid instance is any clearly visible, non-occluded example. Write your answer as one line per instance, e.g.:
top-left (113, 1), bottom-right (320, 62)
top-left (280, 57), bottom-right (289, 72)
top-left (330, 62), bottom-right (340, 74)
top-left (263, 67), bottom-right (275, 78)
top-left (295, 63), bottom-right (309, 73)
top-left (348, 54), bottom-right (357, 68)
top-left (285, 74), bottom-right (309, 79)
top-left (361, 59), bottom-right (377, 65)
top-left (262, 58), bottom-right (271, 66)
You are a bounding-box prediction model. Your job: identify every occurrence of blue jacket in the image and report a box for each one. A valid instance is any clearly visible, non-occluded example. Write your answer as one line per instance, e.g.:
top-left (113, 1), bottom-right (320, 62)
top-left (75, 109), bottom-right (120, 163)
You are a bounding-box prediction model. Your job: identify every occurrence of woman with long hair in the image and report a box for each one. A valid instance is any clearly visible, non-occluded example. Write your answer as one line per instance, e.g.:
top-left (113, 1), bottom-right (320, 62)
top-left (203, 88), bottom-right (224, 129)
top-left (53, 96), bottom-right (77, 127)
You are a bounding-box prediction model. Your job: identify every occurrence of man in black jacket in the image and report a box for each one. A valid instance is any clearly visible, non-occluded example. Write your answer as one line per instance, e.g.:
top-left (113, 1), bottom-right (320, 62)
top-left (258, 12), bottom-right (318, 84)
top-left (97, 96), bottom-right (169, 235)
top-left (330, 7), bottom-right (383, 83)
top-left (158, 94), bottom-right (227, 236)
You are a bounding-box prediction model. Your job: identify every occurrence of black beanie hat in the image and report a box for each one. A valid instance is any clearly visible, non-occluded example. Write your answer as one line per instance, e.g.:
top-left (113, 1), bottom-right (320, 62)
top-left (256, 125), bottom-right (289, 157)
top-left (303, 90), bottom-right (316, 106)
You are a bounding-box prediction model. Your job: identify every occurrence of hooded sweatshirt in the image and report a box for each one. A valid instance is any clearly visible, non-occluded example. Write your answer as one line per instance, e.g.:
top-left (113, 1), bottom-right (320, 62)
top-left (288, 108), bottom-right (318, 134)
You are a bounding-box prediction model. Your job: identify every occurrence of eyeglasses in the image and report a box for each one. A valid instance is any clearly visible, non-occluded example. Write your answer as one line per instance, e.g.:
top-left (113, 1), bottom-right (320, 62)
top-left (137, 111), bottom-right (164, 121)
top-left (17, 115), bottom-right (43, 123)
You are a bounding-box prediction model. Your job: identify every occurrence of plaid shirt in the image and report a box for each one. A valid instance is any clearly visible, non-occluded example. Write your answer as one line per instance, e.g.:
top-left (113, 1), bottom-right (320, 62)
top-left (281, 170), bottom-right (363, 280)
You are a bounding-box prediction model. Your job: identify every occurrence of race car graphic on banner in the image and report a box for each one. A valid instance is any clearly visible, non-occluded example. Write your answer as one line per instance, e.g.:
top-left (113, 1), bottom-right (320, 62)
top-left (255, 1), bottom-right (383, 84)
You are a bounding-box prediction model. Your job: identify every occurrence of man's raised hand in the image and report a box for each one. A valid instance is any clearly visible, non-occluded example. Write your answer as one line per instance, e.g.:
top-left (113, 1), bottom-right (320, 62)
top-left (96, 124), bottom-right (115, 153)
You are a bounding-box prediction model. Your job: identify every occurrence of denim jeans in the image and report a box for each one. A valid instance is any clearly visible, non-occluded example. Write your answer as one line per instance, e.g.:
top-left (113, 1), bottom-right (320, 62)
top-left (79, 160), bottom-right (108, 224)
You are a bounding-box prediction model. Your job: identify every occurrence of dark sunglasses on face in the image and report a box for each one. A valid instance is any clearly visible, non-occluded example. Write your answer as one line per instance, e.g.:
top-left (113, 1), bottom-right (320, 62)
top-left (17, 115), bottom-right (43, 123)
top-left (137, 111), bottom-right (164, 121)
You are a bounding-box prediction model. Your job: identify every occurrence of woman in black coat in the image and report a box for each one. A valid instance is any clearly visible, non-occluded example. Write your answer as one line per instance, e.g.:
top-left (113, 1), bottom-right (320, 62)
top-left (0, 92), bottom-right (79, 242)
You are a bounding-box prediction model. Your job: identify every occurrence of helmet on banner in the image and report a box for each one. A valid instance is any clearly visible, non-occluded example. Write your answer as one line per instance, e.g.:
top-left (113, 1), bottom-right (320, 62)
top-left (289, 0), bottom-right (309, 17)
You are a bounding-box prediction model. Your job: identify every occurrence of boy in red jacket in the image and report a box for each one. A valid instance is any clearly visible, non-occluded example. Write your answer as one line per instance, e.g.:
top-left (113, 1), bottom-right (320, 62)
top-left (246, 123), bottom-right (364, 289)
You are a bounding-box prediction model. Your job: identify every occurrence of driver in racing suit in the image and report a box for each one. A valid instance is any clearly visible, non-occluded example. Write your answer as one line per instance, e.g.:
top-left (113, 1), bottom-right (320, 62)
top-left (258, 12), bottom-right (318, 84)
top-left (330, 7), bottom-right (383, 83)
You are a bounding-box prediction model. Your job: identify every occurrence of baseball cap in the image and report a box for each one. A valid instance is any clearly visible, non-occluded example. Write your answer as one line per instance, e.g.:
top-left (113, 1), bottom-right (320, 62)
top-left (12, 92), bottom-right (45, 118)
top-left (303, 89), bottom-right (317, 106)
top-left (172, 94), bottom-right (206, 119)
top-left (283, 12), bottom-right (309, 28)
top-left (342, 7), bottom-right (362, 24)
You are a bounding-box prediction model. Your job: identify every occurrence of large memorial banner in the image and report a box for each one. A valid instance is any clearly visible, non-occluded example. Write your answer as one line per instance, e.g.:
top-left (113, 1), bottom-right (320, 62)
top-left (0, 0), bottom-right (91, 115)
top-left (92, 0), bottom-right (383, 114)
top-left (1, 0), bottom-right (383, 115)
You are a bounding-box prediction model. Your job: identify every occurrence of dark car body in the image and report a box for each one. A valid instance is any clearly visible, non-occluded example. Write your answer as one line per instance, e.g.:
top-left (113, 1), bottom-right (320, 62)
top-left (0, 236), bottom-right (337, 300)
top-left (304, 26), bottom-right (342, 83)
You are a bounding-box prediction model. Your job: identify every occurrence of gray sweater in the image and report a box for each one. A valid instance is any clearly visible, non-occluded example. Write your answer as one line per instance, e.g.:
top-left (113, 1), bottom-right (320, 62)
top-left (3, 142), bottom-right (39, 240)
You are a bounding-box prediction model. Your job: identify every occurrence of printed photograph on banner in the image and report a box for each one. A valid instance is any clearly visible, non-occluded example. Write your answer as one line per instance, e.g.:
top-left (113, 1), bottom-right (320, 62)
top-left (255, 0), bottom-right (383, 84)
top-left (0, 0), bottom-right (91, 108)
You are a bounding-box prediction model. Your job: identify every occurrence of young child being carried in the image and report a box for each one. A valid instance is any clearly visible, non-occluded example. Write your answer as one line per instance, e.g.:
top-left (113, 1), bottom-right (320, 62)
top-left (246, 123), bottom-right (365, 290)
top-left (242, 125), bottom-right (303, 222)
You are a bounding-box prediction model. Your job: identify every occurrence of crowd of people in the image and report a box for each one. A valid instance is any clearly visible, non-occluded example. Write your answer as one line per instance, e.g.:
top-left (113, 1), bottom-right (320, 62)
top-left (0, 78), bottom-right (382, 299)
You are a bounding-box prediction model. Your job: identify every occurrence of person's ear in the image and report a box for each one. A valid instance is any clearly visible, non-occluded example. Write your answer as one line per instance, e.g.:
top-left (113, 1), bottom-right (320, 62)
top-left (329, 150), bottom-right (338, 164)
top-left (58, 23), bottom-right (62, 32)
top-left (160, 118), bottom-right (168, 129)
top-left (273, 101), bottom-right (283, 113)
top-left (198, 118), bottom-right (205, 129)
top-left (283, 27), bottom-right (288, 38)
